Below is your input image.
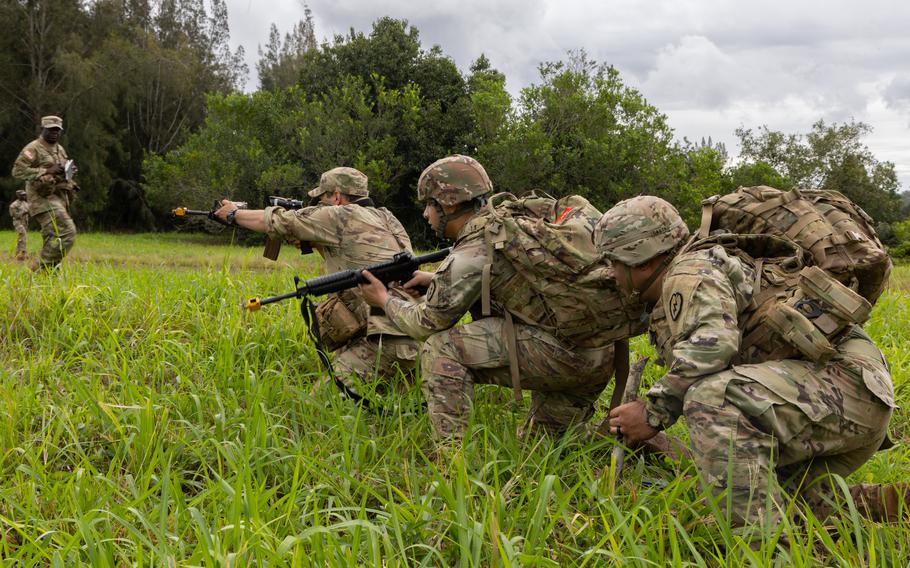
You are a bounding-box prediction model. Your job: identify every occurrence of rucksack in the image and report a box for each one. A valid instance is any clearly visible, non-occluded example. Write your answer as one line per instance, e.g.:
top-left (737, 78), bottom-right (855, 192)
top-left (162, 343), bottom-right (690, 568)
top-left (697, 186), bottom-right (892, 304)
top-left (478, 192), bottom-right (647, 402)
top-left (479, 192), bottom-right (646, 347)
top-left (675, 233), bottom-right (872, 366)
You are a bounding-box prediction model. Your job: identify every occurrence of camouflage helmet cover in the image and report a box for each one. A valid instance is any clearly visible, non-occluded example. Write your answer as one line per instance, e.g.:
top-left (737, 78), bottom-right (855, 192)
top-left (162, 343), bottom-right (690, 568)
top-left (417, 155), bottom-right (492, 207)
top-left (308, 167), bottom-right (369, 198)
top-left (594, 196), bottom-right (690, 266)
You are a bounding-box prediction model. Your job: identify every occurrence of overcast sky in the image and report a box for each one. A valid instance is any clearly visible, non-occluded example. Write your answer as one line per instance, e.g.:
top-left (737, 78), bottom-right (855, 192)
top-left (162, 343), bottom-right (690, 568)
top-left (225, 0), bottom-right (910, 190)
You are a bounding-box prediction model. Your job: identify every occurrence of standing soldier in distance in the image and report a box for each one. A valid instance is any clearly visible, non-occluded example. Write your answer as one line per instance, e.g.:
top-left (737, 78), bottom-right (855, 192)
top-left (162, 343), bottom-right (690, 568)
top-left (598, 196), bottom-right (898, 531)
top-left (11, 115), bottom-right (79, 272)
top-left (214, 167), bottom-right (420, 396)
top-left (8, 190), bottom-right (30, 260)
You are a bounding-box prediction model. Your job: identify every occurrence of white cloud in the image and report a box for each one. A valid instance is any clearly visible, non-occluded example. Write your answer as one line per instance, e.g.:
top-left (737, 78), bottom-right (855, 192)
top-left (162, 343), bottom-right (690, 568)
top-left (224, 0), bottom-right (910, 190)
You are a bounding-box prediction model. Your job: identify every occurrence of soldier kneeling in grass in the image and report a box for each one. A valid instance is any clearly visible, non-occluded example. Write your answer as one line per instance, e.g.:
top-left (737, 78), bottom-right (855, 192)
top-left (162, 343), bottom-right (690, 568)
top-left (599, 195), bottom-right (906, 532)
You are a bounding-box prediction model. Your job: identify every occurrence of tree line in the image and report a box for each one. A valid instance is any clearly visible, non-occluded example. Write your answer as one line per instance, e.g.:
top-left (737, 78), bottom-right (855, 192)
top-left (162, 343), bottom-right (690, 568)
top-left (2, 3), bottom-right (908, 251)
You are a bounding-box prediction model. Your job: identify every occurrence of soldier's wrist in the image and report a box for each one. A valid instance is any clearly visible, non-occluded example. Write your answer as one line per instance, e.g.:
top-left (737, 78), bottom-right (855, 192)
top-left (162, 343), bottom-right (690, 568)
top-left (226, 208), bottom-right (240, 226)
top-left (644, 404), bottom-right (667, 432)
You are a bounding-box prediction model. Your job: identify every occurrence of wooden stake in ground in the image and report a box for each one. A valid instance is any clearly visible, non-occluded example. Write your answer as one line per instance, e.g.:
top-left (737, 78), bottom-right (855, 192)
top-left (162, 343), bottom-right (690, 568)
top-left (596, 356), bottom-right (649, 489)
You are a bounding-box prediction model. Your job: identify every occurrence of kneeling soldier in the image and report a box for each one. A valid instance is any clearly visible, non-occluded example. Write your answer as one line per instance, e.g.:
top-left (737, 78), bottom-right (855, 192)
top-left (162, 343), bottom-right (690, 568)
top-left (599, 196), bottom-right (898, 530)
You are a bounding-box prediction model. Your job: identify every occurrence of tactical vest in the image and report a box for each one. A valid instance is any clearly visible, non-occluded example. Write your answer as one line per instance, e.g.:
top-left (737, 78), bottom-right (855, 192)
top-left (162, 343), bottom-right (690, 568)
top-left (661, 233), bottom-right (873, 366)
top-left (698, 186), bottom-right (892, 304)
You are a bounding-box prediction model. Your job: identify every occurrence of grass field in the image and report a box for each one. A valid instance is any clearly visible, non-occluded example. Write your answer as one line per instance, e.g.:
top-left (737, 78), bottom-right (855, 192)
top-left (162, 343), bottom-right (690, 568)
top-left (0, 230), bottom-right (908, 566)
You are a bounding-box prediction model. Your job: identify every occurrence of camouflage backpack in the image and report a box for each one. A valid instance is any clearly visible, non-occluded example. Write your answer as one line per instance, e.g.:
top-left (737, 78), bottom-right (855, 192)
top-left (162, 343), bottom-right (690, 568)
top-left (479, 192), bottom-right (645, 345)
top-left (479, 192), bottom-right (647, 401)
top-left (698, 186), bottom-right (892, 304)
top-left (675, 233), bottom-right (873, 366)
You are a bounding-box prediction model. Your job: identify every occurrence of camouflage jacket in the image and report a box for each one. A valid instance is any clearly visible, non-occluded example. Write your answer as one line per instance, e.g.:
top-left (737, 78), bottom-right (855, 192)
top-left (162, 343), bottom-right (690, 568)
top-left (11, 138), bottom-right (75, 214)
top-left (384, 210), bottom-right (547, 341)
top-left (265, 203), bottom-right (413, 336)
top-left (9, 199), bottom-right (29, 222)
top-left (645, 244), bottom-right (895, 430)
top-left (645, 245), bottom-right (756, 429)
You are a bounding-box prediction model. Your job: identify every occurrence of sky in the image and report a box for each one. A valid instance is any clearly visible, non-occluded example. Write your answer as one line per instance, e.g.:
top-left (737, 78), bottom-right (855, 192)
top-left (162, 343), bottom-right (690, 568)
top-left (225, 0), bottom-right (910, 190)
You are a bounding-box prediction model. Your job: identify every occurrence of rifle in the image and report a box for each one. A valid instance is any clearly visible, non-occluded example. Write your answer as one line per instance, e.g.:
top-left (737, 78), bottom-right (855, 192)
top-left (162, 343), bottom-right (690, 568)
top-left (263, 195), bottom-right (314, 260)
top-left (172, 199), bottom-right (312, 261)
top-left (245, 248), bottom-right (451, 311)
top-left (247, 247), bottom-right (451, 410)
top-left (172, 200), bottom-right (248, 225)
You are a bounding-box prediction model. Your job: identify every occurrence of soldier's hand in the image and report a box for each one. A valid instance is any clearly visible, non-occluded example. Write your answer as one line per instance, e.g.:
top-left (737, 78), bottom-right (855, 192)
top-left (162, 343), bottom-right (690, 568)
top-left (214, 199), bottom-right (240, 222)
top-left (608, 400), bottom-right (659, 444)
top-left (45, 163), bottom-right (64, 176)
top-left (359, 270), bottom-right (390, 308)
top-left (402, 270), bottom-right (433, 297)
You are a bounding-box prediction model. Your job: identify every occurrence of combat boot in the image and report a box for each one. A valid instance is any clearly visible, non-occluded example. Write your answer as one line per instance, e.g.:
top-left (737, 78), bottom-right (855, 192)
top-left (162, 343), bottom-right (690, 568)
top-left (850, 483), bottom-right (910, 523)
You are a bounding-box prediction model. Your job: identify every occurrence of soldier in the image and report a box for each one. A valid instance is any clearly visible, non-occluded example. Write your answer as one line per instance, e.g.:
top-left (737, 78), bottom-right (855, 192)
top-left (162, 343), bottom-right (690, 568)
top-left (360, 155), bottom-right (644, 441)
top-left (11, 115), bottom-right (78, 271)
top-left (214, 167), bottom-right (419, 396)
top-left (597, 196), bottom-right (898, 530)
top-left (8, 190), bottom-right (30, 260)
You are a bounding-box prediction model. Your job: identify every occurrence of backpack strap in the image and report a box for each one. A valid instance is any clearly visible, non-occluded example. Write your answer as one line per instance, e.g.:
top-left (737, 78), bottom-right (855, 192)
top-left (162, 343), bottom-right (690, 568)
top-left (503, 311), bottom-right (522, 403)
top-left (697, 196), bottom-right (718, 239)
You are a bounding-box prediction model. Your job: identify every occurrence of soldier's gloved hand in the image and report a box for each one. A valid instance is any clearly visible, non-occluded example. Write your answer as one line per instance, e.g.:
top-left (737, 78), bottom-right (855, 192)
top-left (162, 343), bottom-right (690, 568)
top-left (608, 400), bottom-right (659, 444)
top-left (46, 163), bottom-right (64, 176)
top-left (359, 269), bottom-right (390, 309)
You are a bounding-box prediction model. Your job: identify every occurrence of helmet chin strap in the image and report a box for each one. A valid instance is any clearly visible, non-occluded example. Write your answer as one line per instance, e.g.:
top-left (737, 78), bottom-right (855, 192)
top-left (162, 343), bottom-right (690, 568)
top-left (432, 199), bottom-right (480, 240)
top-left (627, 254), bottom-right (674, 306)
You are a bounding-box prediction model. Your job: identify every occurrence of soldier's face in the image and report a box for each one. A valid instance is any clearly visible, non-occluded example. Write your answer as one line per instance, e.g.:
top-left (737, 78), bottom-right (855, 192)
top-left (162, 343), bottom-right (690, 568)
top-left (42, 128), bottom-right (61, 143)
top-left (423, 203), bottom-right (441, 232)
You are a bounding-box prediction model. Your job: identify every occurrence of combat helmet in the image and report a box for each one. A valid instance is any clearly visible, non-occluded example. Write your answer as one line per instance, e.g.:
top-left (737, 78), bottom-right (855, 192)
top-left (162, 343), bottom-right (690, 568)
top-left (595, 196), bottom-right (690, 266)
top-left (417, 155), bottom-right (492, 238)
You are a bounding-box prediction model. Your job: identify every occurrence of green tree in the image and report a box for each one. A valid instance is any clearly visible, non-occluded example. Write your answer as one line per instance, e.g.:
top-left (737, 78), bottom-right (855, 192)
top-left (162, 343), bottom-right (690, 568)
top-left (257, 6), bottom-right (317, 91)
top-left (478, 51), bottom-right (707, 221)
top-left (734, 120), bottom-right (904, 223)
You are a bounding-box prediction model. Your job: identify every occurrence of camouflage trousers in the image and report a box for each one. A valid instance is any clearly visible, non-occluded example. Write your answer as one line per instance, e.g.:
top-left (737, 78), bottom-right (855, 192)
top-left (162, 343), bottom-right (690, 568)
top-left (420, 317), bottom-right (615, 440)
top-left (12, 219), bottom-right (27, 255)
top-left (32, 202), bottom-right (76, 267)
top-left (683, 330), bottom-right (894, 529)
top-left (333, 334), bottom-right (419, 394)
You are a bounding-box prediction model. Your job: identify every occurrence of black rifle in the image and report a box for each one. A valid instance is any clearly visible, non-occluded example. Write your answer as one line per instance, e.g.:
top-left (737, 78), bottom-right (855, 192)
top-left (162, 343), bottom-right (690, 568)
top-left (172, 199), bottom-right (313, 261)
top-left (245, 248), bottom-right (451, 310)
top-left (172, 200), bottom-right (248, 225)
top-left (245, 248), bottom-right (451, 410)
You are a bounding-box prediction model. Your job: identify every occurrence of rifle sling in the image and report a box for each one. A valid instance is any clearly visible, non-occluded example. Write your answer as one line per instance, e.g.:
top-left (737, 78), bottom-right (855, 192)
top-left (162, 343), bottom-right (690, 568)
top-left (300, 295), bottom-right (378, 412)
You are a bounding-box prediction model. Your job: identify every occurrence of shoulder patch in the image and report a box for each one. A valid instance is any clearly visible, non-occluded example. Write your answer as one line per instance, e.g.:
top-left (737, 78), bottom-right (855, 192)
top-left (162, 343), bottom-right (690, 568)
top-left (669, 292), bottom-right (683, 321)
top-left (23, 149), bottom-right (34, 161)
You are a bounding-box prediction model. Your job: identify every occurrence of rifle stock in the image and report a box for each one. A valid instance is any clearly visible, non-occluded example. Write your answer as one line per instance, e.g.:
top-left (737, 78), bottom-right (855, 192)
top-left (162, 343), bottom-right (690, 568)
top-left (246, 248), bottom-right (451, 311)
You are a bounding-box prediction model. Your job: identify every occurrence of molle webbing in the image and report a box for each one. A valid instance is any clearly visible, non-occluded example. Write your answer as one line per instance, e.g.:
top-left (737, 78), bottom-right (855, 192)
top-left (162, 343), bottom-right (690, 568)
top-left (697, 186), bottom-right (892, 304)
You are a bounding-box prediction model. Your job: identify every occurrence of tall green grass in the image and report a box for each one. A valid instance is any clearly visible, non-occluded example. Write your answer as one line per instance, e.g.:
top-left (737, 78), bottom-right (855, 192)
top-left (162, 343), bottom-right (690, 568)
top-left (1, 232), bottom-right (908, 565)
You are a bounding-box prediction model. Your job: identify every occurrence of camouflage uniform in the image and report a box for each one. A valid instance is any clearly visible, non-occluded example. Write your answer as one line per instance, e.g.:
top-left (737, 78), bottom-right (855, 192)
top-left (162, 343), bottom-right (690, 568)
top-left (265, 167), bottom-right (419, 391)
top-left (11, 116), bottom-right (77, 268)
top-left (596, 196), bottom-right (895, 529)
top-left (385, 155), bottom-right (629, 440)
top-left (8, 191), bottom-right (29, 259)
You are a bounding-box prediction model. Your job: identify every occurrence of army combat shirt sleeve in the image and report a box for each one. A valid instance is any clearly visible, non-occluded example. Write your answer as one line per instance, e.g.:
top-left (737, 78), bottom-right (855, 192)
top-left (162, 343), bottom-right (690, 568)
top-left (264, 205), bottom-right (344, 247)
top-left (645, 246), bottom-right (754, 429)
top-left (384, 228), bottom-right (488, 342)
